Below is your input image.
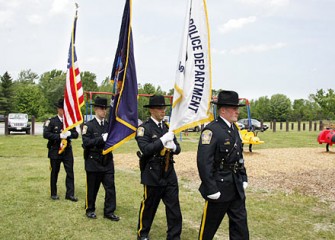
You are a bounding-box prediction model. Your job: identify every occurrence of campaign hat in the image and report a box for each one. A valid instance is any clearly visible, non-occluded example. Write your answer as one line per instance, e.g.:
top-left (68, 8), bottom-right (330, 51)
top-left (91, 96), bottom-right (109, 108)
top-left (143, 95), bottom-right (171, 108)
top-left (54, 98), bottom-right (64, 109)
top-left (211, 90), bottom-right (245, 107)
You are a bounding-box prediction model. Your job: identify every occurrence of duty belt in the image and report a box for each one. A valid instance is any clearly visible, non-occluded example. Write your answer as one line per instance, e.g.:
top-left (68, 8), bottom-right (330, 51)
top-left (220, 162), bottom-right (242, 173)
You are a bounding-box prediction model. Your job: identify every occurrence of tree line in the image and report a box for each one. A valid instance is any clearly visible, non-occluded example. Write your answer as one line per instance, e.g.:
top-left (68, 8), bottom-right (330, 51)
top-left (1, 70), bottom-right (334, 122)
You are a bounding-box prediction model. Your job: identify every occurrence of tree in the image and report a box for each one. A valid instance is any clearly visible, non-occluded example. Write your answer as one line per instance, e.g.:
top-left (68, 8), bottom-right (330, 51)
top-left (0, 72), bottom-right (14, 114)
top-left (168, 88), bottom-right (174, 96)
top-left (310, 89), bottom-right (335, 120)
top-left (251, 96), bottom-right (271, 121)
top-left (39, 69), bottom-right (66, 113)
top-left (12, 83), bottom-right (47, 118)
top-left (17, 69), bottom-right (38, 84)
top-left (81, 71), bottom-right (99, 93)
top-left (291, 99), bottom-right (321, 121)
top-left (98, 76), bottom-right (113, 93)
top-left (269, 94), bottom-right (292, 122)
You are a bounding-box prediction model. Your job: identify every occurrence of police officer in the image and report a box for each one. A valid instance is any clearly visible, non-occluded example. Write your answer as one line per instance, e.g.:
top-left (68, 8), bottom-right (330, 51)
top-left (197, 90), bottom-right (249, 240)
top-left (82, 96), bottom-right (119, 221)
top-left (136, 95), bottom-right (182, 240)
top-left (43, 98), bottom-right (79, 202)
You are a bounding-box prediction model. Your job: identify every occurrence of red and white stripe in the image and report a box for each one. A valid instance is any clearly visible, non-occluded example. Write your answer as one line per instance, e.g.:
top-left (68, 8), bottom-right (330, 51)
top-left (63, 60), bottom-right (84, 131)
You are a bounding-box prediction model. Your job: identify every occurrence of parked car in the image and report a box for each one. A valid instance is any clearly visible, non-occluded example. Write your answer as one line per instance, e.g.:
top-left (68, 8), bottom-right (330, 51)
top-left (237, 118), bottom-right (268, 132)
top-left (0, 114), bottom-right (4, 122)
top-left (7, 113), bottom-right (31, 134)
top-left (187, 125), bottom-right (201, 132)
top-left (236, 122), bottom-right (245, 129)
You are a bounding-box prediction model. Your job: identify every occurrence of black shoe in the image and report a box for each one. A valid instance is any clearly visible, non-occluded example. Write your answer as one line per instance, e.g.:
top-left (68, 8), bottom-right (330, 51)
top-left (104, 213), bottom-right (120, 221)
top-left (86, 212), bottom-right (97, 219)
top-left (51, 195), bottom-right (60, 200)
top-left (137, 237), bottom-right (150, 240)
top-left (65, 196), bottom-right (78, 202)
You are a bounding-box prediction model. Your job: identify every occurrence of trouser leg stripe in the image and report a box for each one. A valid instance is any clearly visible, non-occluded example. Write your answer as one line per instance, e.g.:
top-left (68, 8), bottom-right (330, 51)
top-left (199, 200), bottom-right (208, 240)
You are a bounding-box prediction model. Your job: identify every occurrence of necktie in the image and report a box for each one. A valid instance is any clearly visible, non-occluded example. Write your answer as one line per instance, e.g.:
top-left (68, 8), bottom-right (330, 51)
top-left (101, 120), bottom-right (104, 127)
top-left (158, 122), bottom-right (162, 129)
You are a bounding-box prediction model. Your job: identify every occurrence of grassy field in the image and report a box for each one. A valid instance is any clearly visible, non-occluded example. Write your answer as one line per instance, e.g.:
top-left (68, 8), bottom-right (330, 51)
top-left (0, 132), bottom-right (334, 239)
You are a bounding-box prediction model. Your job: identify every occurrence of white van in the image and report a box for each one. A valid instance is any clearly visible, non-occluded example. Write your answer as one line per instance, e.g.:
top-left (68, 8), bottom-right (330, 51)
top-left (7, 113), bottom-right (31, 134)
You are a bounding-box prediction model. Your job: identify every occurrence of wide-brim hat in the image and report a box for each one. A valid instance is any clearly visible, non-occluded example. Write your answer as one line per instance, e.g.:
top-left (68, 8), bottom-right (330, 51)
top-left (54, 98), bottom-right (64, 109)
top-left (211, 90), bottom-right (245, 107)
top-left (90, 96), bottom-right (110, 108)
top-left (144, 95), bottom-right (171, 108)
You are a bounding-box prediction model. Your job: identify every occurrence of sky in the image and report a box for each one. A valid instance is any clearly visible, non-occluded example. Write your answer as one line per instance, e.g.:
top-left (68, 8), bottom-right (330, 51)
top-left (1, 0), bottom-right (335, 101)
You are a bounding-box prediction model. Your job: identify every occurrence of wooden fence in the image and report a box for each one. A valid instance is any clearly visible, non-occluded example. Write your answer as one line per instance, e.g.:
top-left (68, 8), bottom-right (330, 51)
top-left (267, 120), bottom-right (326, 132)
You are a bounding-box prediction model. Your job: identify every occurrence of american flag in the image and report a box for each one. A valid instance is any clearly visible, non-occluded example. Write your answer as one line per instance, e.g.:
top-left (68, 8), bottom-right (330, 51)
top-left (63, 8), bottom-right (84, 132)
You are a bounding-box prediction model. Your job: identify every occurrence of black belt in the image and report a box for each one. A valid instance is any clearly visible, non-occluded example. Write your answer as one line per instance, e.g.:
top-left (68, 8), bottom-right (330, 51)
top-left (220, 163), bottom-right (242, 173)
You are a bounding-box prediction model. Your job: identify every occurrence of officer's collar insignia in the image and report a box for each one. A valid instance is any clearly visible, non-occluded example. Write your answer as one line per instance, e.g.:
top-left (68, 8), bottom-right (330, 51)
top-left (82, 125), bottom-right (88, 135)
top-left (137, 127), bottom-right (144, 137)
top-left (201, 130), bottom-right (212, 144)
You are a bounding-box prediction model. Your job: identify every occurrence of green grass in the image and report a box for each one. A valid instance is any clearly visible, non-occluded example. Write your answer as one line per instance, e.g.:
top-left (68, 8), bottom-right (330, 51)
top-left (0, 134), bottom-right (334, 239)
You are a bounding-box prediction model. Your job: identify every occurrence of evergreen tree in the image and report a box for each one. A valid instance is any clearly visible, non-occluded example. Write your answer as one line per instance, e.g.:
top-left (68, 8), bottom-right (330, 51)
top-left (0, 72), bottom-right (14, 114)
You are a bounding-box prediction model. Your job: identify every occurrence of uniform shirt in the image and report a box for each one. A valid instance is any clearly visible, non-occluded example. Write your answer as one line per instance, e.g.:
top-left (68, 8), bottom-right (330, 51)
top-left (136, 118), bottom-right (181, 186)
top-left (82, 117), bottom-right (113, 172)
top-left (43, 115), bottom-right (78, 159)
top-left (197, 116), bottom-right (247, 202)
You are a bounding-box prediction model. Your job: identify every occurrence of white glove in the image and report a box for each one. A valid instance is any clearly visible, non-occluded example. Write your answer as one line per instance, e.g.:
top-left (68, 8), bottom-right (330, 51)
top-left (60, 133), bottom-right (67, 139)
top-left (207, 192), bottom-right (221, 200)
top-left (160, 132), bottom-right (174, 145)
top-left (164, 140), bottom-right (177, 152)
top-left (64, 131), bottom-right (71, 137)
top-left (243, 182), bottom-right (248, 190)
top-left (102, 133), bottom-right (108, 142)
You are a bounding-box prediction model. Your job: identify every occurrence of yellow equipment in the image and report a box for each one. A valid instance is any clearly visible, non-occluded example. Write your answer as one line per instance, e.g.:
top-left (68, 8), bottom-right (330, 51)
top-left (239, 129), bottom-right (264, 152)
top-left (237, 98), bottom-right (265, 152)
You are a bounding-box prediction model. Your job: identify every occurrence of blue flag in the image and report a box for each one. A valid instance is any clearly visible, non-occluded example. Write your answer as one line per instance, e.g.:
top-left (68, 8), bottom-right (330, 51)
top-left (103, 0), bottom-right (138, 154)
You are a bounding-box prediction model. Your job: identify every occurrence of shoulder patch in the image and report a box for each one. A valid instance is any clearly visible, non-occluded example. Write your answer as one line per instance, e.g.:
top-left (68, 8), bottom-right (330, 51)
top-left (137, 127), bottom-right (145, 137)
top-left (82, 125), bottom-right (88, 135)
top-left (45, 120), bottom-right (50, 127)
top-left (201, 129), bottom-right (213, 145)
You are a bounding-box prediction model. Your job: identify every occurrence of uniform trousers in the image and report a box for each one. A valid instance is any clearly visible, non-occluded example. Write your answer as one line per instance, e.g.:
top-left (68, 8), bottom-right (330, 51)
top-left (85, 171), bottom-right (116, 215)
top-left (137, 184), bottom-right (182, 240)
top-left (49, 158), bottom-right (74, 197)
top-left (199, 196), bottom-right (249, 240)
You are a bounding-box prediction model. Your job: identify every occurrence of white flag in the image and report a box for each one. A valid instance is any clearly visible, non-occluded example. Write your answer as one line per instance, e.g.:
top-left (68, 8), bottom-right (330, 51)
top-left (169, 0), bottom-right (213, 133)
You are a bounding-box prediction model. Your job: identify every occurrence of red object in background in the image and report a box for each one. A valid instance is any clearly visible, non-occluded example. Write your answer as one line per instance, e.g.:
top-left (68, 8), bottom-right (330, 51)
top-left (317, 128), bottom-right (335, 151)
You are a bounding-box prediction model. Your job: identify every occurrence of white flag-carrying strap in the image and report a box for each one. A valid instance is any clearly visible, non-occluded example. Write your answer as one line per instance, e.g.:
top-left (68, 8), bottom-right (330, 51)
top-left (169, 0), bottom-right (213, 133)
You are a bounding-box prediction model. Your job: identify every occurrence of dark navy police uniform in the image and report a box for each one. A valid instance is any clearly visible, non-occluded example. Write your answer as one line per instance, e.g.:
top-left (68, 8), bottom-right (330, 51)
top-left (197, 117), bottom-right (249, 240)
top-left (43, 116), bottom-right (79, 198)
top-left (82, 118), bottom-right (116, 217)
top-left (136, 118), bottom-right (182, 240)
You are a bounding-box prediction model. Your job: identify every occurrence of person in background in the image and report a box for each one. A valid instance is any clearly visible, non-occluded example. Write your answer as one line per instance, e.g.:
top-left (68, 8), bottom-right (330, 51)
top-left (135, 95), bottom-right (182, 240)
top-left (82, 96), bottom-right (119, 221)
top-left (43, 98), bottom-right (79, 202)
top-left (197, 90), bottom-right (249, 240)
